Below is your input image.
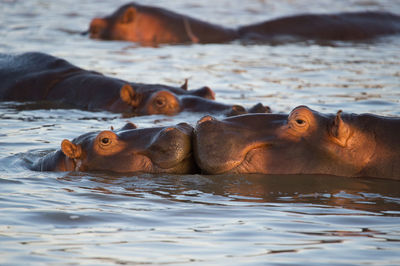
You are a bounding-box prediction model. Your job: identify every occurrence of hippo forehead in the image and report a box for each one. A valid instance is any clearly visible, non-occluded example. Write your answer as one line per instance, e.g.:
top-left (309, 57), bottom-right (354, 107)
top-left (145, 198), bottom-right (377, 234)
top-left (130, 83), bottom-right (187, 96)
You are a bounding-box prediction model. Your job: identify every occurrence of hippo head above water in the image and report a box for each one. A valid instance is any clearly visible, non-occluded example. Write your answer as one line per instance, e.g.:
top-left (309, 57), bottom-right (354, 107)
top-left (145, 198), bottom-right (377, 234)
top-left (117, 81), bottom-right (219, 116)
top-left (33, 122), bottom-right (196, 174)
top-left (119, 81), bottom-right (267, 117)
top-left (194, 106), bottom-right (400, 180)
top-left (1, 52), bottom-right (266, 117)
top-left (87, 2), bottom-right (237, 45)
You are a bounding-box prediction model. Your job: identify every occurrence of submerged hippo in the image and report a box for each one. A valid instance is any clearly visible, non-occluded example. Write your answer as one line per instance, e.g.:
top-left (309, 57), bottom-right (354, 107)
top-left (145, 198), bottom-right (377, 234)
top-left (0, 52), bottom-right (266, 116)
top-left (32, 122), bottom-right (196, 174)
top-left (238, 11), bottom-right (400, 42)
top-left (194, 106), bottom-right (400, 180)
top-left (87, 3), bottom-right (400, 45)
top-left (88, 2), bottom-right (237, 45)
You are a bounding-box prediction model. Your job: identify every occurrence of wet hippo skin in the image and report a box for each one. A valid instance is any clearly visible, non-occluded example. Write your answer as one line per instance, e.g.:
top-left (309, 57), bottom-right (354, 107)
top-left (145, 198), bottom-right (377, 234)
top-left (194, 106), bottom-right (400, 180)
top-left (238, 11), bottom-right (400, 42)
top-left (88, 2), bottom-right (238, 45)
top-left (87, 3), bottom-right (400, 45)
top-left (0, 52), bottom-right (267, 116)
top-left (32, 122), bottom-right (196, 174)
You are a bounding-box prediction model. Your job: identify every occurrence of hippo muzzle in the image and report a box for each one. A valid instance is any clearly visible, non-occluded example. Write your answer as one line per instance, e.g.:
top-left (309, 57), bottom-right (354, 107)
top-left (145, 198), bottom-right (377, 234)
top-left (144, 123), bottom-right (195, 172)
top-left (194, 114), bottom-right (287, 174)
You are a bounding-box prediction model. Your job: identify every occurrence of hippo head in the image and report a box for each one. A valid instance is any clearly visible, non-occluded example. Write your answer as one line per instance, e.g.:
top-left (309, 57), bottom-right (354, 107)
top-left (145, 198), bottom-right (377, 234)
top-left (88, 3), bottom-right (187, 44)
top-left (57, 122), bottom-right (195, 174)
top-left (194, 105), bottom-right (379, 177)
top-left (118, 82), bottom-right (264, 117)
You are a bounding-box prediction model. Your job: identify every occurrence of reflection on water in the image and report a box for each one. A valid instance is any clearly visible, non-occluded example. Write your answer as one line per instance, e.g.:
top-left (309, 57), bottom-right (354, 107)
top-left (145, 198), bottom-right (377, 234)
top-left (1, 0), bottom-right (400, 264)
top-left (1, 172), bottom-right (399, 264)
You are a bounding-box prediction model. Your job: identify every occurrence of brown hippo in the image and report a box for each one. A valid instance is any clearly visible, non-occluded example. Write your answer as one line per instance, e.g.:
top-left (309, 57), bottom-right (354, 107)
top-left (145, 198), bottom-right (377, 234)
top-left (238, 11), bottom-right (400, 42)
top-left (194, 106), bottom-right (400, 180)
top-left (87, 3), bottom-right (400, 45)
top-left (0, 52), bottom-right (266, 116)
top-left (31, 122), bottom-right (196, 174)
top-left (88, 2), bottom-right (238, 45)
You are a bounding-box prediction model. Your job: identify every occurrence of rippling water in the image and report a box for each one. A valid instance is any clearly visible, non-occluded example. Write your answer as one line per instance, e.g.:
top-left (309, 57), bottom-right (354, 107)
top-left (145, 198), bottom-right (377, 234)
top-left (1, 0), bottom-right (400, 265)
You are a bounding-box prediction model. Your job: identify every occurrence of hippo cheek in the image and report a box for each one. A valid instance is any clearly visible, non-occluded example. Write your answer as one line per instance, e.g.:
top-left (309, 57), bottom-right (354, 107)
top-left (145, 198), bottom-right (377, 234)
top-left (227, 147), bottom-right (281, 174)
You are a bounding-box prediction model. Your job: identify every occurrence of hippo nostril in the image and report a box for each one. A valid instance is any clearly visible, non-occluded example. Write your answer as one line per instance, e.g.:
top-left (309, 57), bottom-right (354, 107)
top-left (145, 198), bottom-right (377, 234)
top-left (197, 115), bottom-right (215, 125)
top-left (176, 122), bottom-right (194, 135)
top-left (232, 105), bottom-right (246, 112)
top-left (163, 127), bottom-right (175, 133)
top-left (203, 87), bottom-right (215, 100)
top-left (248, 103), bottom-right (271, 114)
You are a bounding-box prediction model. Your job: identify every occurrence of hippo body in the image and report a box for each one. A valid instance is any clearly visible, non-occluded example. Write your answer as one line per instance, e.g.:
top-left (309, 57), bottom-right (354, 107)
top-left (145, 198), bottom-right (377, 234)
top-left (89, 2), bottom-right (238, 45)
top-left (194, 106), bottom-right (400, 180)
top-left (88, 3), bottom-right (400, 45)
top-left (0, 52), bottom-right (125, 110)
top-left (0, 52), bottom-right (265, 116)
top-left (238, 12), bottom-right (400, 42)
top-left (32, 122), bottom-right (196, 174)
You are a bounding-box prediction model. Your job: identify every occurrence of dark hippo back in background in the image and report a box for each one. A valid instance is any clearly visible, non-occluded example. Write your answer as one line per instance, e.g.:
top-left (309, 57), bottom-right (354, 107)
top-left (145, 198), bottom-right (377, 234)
top-left (0, 52), bottom-right (129, 111)
top-left (238, 11), bottom-right (400, 42)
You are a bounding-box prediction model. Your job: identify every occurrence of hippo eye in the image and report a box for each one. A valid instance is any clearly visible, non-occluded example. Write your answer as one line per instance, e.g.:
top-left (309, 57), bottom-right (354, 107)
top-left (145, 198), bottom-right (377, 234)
top-left (155, 97), bottom-right (166, 107)
top-left (90, 26), bottom-right (100, 35)
top-left (100, 137), bottom-right (111, 145)
top-left (296, 119), bottom-right (306, 125)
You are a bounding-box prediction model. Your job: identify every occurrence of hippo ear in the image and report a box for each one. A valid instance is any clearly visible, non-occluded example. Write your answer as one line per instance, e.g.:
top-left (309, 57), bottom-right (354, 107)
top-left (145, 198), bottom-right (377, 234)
top-left (330, 110), bottom-right (351, 147)
top-left (181, 79), bottom-right (188, 91)
top-left (120, 84), bottom-right (139, 107)
top-left (120, 7), bottom-right (137, 24)
top-left (61, 140), bottom-right (82, 159)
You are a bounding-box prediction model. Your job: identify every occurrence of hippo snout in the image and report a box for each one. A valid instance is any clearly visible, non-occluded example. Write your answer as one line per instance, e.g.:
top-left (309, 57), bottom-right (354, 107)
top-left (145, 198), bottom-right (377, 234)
top-left (176, 122), bottom-right (194, 135)
top-left (227, 105), bottom-right (247, 116)
top-left (148, 124), bottom-right (194, 170)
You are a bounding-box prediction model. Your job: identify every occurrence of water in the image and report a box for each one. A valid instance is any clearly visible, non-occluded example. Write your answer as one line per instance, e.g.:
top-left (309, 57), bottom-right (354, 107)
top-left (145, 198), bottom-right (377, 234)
top-left (1, 0), bottom-right (400, 265)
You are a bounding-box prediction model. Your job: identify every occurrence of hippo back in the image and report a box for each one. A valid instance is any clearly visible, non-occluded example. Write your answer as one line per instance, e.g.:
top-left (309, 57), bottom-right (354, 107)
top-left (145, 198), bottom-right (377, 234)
top-left (238, 12), bottom-right (400, 42)
top-left (0, 52), bottom-right (82, 101)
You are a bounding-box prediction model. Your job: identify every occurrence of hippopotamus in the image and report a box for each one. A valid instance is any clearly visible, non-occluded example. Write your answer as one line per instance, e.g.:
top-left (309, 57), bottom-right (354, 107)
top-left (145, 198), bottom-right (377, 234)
top-left (0, 52), bottom-right (268, 116)
top-left (194, 106), bottom-right (400, 180)
top-left (31, 122), bottom-right (196, 174)
top-left (87, 3), bottom-right (400, 45)
top-left (238, 11), bottom-right (400, 42)
top-left (87, 2), bottom-right (238, 45)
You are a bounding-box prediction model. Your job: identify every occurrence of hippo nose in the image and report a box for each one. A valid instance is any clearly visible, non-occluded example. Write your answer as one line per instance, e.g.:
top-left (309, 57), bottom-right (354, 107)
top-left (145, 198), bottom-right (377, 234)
top-left (226, 105), bottom-right (246, 116)
top-left (201, 86), bottom-right (215, 100)
top-left (176, 122), bottom-right (194, 135)
top-left (148, 124), bottom-right (193, 169)
top-left (161, 123), bottom-right (193, 136)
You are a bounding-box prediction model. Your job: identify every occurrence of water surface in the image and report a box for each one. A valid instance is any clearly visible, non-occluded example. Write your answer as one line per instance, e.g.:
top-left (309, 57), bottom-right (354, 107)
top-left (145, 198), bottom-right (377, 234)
top-left (1, 0), bottom-right (400, 265)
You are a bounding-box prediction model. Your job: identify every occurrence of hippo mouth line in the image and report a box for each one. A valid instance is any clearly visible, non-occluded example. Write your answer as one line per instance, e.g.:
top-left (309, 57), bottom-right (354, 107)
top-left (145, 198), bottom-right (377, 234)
top-left (152, 151), bottom-right (193, 170)
top-left (200, 143), bottom-right (271, 174)
top-left (227, 145), bottom-right (270, 174)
